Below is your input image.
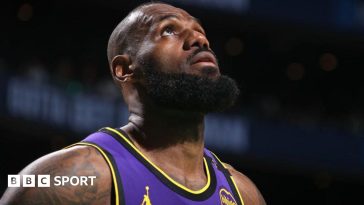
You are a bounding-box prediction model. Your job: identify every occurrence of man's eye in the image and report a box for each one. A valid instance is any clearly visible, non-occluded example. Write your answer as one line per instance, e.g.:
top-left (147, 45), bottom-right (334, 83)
top-left (161, 26), bottom-right (176, 36)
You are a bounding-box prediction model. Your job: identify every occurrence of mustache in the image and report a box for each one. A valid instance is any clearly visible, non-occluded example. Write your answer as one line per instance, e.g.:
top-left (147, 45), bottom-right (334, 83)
top-left (186, 47), bottom-right (218, 64)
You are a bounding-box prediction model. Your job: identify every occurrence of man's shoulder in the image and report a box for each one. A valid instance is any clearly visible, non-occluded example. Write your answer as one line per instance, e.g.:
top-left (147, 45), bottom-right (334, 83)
top-left (0, 145), bottom-right (112, 205)
top-left (223, 163), bottom-right (266, 205)
top-left (16, 145), bottom-right (110, 178)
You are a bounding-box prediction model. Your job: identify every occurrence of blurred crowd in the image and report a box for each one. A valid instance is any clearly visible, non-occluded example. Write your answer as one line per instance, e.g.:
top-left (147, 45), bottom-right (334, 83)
top-left (0, 56), bottom-right (120, 99)
top-left (1, 53), bottom-right (364, 136)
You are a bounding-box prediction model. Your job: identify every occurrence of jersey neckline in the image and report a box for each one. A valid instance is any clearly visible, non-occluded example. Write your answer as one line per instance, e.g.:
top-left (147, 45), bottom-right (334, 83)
top-left (101, 127), bottom-right (217, 201)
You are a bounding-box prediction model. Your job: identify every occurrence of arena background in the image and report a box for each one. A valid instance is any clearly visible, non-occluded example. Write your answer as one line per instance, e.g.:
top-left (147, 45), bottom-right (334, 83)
top-left (1, 0), bottom-right (364, 204)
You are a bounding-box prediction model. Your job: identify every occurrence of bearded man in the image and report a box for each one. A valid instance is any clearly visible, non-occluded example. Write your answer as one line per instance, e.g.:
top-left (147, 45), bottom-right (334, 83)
top-left (1, 2), bottom-right (266, 205)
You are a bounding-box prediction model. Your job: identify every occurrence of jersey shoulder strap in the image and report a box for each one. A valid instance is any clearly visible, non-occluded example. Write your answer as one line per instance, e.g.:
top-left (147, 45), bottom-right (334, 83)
top-left (204, 150), bottom-right (245, 205)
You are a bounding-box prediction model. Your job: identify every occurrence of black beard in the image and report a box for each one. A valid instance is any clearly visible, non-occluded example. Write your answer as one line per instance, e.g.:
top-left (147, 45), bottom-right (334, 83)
top-left (139, 67), bottom-right (240, 113)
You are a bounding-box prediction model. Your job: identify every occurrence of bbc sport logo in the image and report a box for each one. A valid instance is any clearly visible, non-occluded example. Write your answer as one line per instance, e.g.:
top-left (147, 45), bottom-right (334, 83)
top-left (8, 175), bottom-right (96, 187)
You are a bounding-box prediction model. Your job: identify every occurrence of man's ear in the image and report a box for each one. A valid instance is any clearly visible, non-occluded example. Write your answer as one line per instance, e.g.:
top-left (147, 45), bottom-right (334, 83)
top-left (111, 55), bottom-right (134, 82)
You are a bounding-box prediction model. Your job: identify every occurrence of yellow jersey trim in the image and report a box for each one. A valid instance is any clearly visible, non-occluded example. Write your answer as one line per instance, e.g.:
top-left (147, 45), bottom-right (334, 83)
top-left (67, 142), bottom-right (120, 205)
top-left (211, 152), bottom-right (245, 205)
top-left (105, 127), bottom-right (211, 195)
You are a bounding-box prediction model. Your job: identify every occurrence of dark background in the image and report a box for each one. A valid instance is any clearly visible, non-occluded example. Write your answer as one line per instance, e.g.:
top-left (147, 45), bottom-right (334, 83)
top-left (1, 0), bottom-right (364, 204)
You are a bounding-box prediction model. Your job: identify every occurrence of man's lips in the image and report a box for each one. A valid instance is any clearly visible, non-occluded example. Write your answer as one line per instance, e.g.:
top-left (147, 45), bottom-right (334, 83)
top-left (190, 51), bottom-right (217, 66)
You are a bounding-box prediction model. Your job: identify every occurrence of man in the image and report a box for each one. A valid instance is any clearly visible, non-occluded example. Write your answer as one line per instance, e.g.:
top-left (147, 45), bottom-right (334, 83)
top-left (1, 2), bottom-right (266, 205)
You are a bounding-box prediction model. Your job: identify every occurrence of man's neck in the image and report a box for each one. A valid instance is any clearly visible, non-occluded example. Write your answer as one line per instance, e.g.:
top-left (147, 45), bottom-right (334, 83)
top-left (121, 109), bottom-right (208, 190)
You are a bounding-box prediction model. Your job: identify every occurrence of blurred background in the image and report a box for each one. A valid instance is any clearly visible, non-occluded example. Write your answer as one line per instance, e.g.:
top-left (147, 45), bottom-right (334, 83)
top-left (1, 0), bottom-right (364, 204)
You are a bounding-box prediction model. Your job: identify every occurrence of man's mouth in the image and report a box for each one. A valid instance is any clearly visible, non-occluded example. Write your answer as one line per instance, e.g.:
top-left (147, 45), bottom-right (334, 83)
top-left (190, 51), bottom-right (217, 66)
top-left (186, 49), bottom-right (220, 78)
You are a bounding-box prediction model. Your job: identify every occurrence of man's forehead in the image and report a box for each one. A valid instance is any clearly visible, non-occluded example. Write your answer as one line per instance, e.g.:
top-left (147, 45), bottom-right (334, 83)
top-left (141, 3), bottom-right (199, 24)
top-left (142, 4), bottom-right (190, 16)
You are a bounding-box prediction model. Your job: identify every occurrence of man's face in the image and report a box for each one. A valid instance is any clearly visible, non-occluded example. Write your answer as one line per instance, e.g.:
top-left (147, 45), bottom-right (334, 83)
top-left (131, 4), bottom-right (239, 113)
top-left (135, 4), bottom-right (220, 79)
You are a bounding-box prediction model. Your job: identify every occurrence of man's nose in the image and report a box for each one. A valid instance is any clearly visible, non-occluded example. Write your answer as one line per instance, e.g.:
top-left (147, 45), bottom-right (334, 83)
top-left (183, 30), bottom-right (210, 50)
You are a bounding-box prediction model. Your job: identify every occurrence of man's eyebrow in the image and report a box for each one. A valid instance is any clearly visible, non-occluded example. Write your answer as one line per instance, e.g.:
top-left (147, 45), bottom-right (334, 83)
top-left (155, 14), bottom-right (202, 25)
top-left (157, 14), bottom-right (180, 22)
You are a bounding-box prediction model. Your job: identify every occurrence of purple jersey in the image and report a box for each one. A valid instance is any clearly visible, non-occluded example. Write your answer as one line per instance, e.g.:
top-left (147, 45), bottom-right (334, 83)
top-left (73, 127), bottom-right (245, 205)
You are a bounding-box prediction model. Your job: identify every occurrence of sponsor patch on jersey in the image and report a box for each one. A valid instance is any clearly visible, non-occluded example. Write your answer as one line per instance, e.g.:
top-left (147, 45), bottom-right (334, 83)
top-left (219, 187), bottom-right (237, 205)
